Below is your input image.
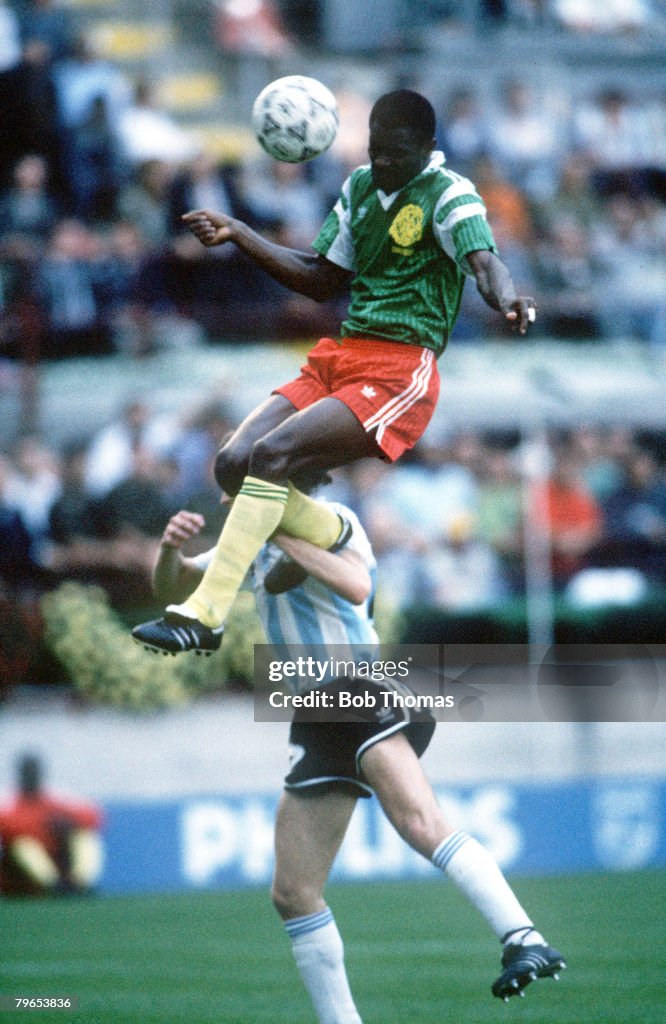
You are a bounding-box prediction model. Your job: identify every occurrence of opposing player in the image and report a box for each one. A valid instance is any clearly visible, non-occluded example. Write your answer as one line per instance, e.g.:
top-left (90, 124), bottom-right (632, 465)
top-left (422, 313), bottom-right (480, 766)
top-left (131, 88), bottom-right (537, 656)
top-left (141, 496), bottom-right (565, 1017)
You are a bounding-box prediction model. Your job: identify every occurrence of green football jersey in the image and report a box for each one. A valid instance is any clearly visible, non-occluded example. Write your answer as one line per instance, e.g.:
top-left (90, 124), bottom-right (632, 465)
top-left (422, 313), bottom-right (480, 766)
top-left (313, 152), bottom-right (497, 356)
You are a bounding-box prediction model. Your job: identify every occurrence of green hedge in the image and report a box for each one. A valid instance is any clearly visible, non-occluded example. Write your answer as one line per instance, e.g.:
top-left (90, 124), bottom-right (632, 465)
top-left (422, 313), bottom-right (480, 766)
top-left (399, 594), bottom-right (666, 645)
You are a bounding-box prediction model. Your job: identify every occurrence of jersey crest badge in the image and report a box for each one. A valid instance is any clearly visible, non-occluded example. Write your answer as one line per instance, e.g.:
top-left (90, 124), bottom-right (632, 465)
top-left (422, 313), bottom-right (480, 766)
top-left (389, 204), bottom-right (424, 248)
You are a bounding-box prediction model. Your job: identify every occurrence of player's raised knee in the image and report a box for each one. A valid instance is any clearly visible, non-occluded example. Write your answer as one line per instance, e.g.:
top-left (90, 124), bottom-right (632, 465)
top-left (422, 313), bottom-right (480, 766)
top-left (248, 435), bottom-right (292, 483)
top-left (214, 444), bottom-right (247, 495)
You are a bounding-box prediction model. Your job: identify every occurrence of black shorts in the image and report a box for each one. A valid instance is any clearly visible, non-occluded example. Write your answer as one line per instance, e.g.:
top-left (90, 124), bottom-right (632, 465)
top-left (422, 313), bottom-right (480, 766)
top-left (284, 677), bottom-right (436, 799)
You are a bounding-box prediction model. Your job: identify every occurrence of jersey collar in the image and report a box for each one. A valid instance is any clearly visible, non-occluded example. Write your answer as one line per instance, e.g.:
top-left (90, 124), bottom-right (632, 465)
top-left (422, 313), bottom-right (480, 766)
top-left (375, 151), bottom-right (446, 210)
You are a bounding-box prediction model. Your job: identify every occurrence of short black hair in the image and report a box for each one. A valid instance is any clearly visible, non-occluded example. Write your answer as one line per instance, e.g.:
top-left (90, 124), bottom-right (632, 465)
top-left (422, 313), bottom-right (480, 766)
top-left (370, 90), bottom-right (436, 143)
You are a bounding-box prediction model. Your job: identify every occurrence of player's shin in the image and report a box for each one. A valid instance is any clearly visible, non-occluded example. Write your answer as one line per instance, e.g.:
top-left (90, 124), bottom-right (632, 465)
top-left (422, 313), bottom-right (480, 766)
top-left (279, 482), bottom-right (345, 548)
top-left (169, 476), bottom-right (288, 627)
top-left (432, 831), bottom-right (545, 945)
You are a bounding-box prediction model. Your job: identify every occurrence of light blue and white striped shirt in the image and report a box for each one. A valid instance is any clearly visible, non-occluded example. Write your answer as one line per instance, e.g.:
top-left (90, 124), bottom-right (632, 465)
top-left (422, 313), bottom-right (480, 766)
top-left (194, 502), bottom-right (379, 691)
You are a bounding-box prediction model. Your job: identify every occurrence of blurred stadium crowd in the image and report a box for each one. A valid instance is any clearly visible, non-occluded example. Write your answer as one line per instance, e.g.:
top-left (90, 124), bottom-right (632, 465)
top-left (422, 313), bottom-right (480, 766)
top-left (0, 0), bottom-right (664, 358)
top-left (1, 399), bottom-right (664, 613)
top-left (0, 1), bottom-right (665, 695)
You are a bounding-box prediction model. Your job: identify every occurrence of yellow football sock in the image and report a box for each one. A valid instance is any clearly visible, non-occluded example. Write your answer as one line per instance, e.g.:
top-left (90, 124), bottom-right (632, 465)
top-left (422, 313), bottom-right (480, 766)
top-left (279, 482), bottom-right (343, 548)
top-left (170, 476), bottom-right (288, 627)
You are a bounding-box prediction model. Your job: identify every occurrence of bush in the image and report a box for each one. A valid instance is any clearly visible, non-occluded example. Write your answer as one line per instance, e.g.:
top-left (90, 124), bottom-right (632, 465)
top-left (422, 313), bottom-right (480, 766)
top-left (41, 582), bottom-right (265, 710)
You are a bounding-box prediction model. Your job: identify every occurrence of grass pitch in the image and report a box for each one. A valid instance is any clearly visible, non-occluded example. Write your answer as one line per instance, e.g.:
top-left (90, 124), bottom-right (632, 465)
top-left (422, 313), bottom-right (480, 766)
top-left (1, 871), bottom-right (663, 1024)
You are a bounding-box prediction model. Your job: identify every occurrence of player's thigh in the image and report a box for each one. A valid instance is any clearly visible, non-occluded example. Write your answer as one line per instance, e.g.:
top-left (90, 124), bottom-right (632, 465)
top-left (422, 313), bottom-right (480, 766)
top-left (254, 396), bottom-right (382, 475)
top-left (216, 394), bottom-right (297, 491)
top-left (360, 732), bottom-right (453, 857)
top-left (273, 789), bottom-right (357, 900)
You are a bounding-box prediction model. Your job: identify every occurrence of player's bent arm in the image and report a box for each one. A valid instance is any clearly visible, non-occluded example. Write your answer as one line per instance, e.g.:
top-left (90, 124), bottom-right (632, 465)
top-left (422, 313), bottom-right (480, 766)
top-left (182, 209), bottom-right (352, 301)
top-left (152, 510), bottom-right (207, 602)
top-left (272, 533), bottom-right (372, 605)
top-left (152, 548), bottom-right (204, 604)
top-left (467, 249), bottom-right (536, 336)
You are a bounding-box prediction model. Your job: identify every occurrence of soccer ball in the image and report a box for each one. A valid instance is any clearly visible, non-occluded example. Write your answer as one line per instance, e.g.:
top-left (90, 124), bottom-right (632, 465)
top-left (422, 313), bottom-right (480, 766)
top-left (251, 75), bottom-right (339, 163)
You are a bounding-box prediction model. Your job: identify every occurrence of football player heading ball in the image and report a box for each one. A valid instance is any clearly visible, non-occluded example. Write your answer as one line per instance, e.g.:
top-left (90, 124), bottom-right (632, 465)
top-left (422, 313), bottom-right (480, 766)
top-left (133, 87), bottom-right (538, 685)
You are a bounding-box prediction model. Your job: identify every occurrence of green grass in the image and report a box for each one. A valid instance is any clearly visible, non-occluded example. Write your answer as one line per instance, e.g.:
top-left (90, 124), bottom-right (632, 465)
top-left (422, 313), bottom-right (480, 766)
top-left (1, 871), bottom-right (663, 1024)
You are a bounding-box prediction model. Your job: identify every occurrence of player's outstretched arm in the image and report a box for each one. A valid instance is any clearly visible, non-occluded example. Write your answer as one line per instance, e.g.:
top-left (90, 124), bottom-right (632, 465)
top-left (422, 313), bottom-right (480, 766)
top-left (182, 209), bottom-right (352, 302)
top-left (272, 532), bottom-right (371, 605)
top-left (152, 510), bottom-right (206, 603)
top-left (467, 249), bottom-right (536, 336)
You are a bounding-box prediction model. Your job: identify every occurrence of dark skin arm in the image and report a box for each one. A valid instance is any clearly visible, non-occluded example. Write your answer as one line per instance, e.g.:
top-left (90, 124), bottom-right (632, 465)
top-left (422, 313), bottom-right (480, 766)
top-left (467, 249), bottom-right (536, 336)
top-left (181, 209), bottom-right (352, 302)
top-left (183, 212), bottom-right (535, 332)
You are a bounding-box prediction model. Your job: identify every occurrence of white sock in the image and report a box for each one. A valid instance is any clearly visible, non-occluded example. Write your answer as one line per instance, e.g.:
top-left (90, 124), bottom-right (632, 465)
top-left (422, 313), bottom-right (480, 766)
top-left (285, 908), bottom-right (362, 1024)
top-left (432, 831), bottom-right (545, 946)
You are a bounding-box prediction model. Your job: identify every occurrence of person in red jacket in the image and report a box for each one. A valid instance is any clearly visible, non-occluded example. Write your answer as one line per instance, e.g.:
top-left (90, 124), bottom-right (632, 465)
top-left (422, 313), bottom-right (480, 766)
top-left (0, 753), bottom-right (103, 897)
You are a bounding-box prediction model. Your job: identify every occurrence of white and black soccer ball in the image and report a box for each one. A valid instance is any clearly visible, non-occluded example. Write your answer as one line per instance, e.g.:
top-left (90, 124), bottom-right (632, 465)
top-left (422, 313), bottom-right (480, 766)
top-left (251, 75), bottom-right (339, 163)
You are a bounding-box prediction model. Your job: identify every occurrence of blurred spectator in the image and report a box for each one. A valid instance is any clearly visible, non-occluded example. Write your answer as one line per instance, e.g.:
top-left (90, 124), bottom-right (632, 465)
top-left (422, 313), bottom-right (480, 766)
top-left (477, 446), bottom-right (523, 589)
top-left (215, 0), bottom-right (293, 56)
top-left (380, 438), bottom-right (479, 542)
top-left (436, 87), bottom-right (487, 178)
top-left (534, 153), bottom-right (603, 235)
top-left (574, 87), bottom-right (655, 197)
top-left (0, 0), bottom-right (20, 73)
top-left (1, 435), bottom-right (61, 560)
top-left (603, 449), bottom-right (666, 545)
top-left (354, 465), bottom-right (431, 613)
top-left (17, 0), bottom-right (72, 64)
top-left (35, 220), bottom-right (112, 358)
top-left (47, 439), bottom-right (98, 546)
top-left (168, 150), bottom-right (266, 235)
top-left (591, 193), bottom-right (665, 343)
top-left (0, 0), bottom-right (22, 184)
top-left (5, 36), bottom-right (64, 194)
top-left (487, 79), bottom-right (564, 201)
top-left (46, 439), bottom-right (168, 589)
top-left (169, 400), bottom-right (233, 500)
top-left (420, 511), bottom-right (509, 610)
top-left (0, 154), bottom-right (59, 247)
top-left (116, 78), bottom-right (197, 169)
top-left (0, 452), bottom-right (36, 586)
top-left (94, 220), bottom-right (155, 355)
top-left (117, 159), bottom-right (173, 250)
top-left (53, 33), bottom-right (129, 135)
top-left (68, 94), bottom-right (124, 222)
top-left (533, 450), bottom-right (603, 586)
top-left (242, 159), bottom-right (326, 247)
top-left (472, 153), bottom-right (534, 248)
top-left (532, 218), bottom-right (604, 337)
top-left (95, 447), bottom-right (179, 539)
top-left (569, 426), bottom-right (625, 501)
top-left (83, 399), bottom-right (159, 498)
top-left (0, 752), bottom-right (103, 897)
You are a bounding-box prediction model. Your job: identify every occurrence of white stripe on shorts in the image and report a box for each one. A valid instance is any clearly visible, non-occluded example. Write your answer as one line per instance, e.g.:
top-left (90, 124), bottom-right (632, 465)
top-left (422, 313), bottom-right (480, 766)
top-left (363, 348), bottom-right (434, 444)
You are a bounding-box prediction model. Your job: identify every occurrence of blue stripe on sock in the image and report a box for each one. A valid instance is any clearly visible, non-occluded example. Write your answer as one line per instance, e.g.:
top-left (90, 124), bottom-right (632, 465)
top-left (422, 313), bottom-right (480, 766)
top-left (432, 830), bottom-right (471, 872)
top-left (285, 908), bottom-right (334, 939)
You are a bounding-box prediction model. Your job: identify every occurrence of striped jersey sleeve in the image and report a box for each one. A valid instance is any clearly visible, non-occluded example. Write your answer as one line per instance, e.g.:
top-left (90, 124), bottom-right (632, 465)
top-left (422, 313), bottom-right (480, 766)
top-left (433, 172), bottom-right (497, 275)
top-left (312, 175), bottom-right (356, 271)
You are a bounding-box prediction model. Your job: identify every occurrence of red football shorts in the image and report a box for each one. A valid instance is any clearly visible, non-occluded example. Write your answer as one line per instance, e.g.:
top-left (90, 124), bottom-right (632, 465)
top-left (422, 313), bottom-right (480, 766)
top-left (273, 337), bottom-right (441, 462)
